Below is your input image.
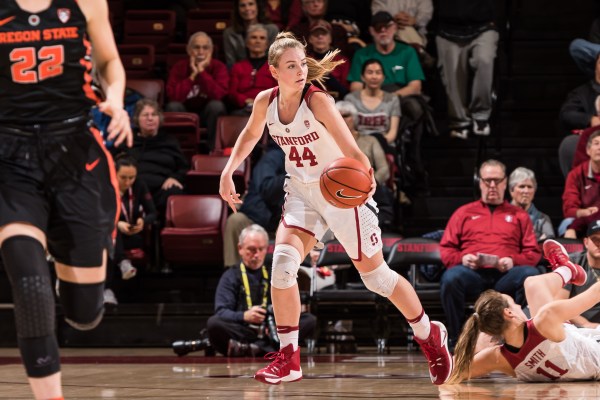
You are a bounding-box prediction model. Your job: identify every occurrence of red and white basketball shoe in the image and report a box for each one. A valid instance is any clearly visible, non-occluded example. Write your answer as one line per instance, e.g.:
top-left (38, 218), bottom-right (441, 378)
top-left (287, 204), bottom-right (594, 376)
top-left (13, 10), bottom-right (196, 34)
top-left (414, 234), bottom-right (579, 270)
top-left (543, 239), bottom-right (587, 286)
top-left (415, 321), bottom-right (453, 385)
top-left (254, 344), bottom-right (302, 385)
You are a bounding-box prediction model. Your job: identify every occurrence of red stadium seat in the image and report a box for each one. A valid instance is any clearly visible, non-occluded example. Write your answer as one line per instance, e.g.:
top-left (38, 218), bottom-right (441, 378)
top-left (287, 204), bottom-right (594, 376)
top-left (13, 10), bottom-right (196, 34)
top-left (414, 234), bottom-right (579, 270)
top-left (162, 112), bottom-right (201, 162)
top-left (118, 44), bottom-right (155, 79)
top-left (161, 195), bottom-right (227, 267)
top-left (186, 154), bottom-right (250, 195)
top-left (163, 111), bottom-right (200, 126)
top-left (212, 115), bottom-right (249, 155)
top-left (186, 9), bottom-right (230, 37)
top-left (123, 10), bottom-right (176, 64)
top-left (126, 79), bottom-right (165, 106)
top-left (166, 43), bottom-right (188, 71)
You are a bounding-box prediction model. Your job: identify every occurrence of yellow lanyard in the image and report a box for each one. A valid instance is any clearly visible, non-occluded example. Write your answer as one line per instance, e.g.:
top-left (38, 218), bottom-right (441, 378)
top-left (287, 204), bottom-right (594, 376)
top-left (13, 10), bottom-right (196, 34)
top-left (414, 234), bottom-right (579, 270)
top-left (240, 263), bottom-right (269, 310)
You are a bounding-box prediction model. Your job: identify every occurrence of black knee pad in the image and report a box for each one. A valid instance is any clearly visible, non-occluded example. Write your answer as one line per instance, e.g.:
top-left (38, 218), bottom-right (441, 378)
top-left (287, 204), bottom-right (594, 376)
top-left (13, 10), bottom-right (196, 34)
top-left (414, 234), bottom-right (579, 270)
top-left (1, 236), bottom-right (55, 337)
top-left (58, 280), bottom-right (104, 331)
top-left (1, 236), bottom-right (60, 377)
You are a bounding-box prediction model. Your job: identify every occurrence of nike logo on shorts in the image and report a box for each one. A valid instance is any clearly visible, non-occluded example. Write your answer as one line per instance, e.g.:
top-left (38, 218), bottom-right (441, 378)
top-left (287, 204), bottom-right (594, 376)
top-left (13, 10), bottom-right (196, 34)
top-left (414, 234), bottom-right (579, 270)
top-left (0, 16), bottom-right (15, 27)
top-left (85, 158), bottom-right (100, 171)
top-left (336, 189), bottom-right (361, 199)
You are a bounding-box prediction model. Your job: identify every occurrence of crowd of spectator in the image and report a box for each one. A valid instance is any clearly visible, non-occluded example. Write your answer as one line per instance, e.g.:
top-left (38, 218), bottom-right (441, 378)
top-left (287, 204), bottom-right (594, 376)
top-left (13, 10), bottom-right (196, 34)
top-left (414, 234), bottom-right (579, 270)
top-left (103, 1), bottom-right (600, 353)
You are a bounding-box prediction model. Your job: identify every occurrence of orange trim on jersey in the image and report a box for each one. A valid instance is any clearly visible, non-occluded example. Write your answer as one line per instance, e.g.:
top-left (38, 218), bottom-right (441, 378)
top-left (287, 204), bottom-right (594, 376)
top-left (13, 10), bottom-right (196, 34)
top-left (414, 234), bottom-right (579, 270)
top-left (89, 126), bottom-right (120, 242)
top-left (0, 16), bottom-right (16, 28)
top-left (80, 37), bottom-right (100, 104)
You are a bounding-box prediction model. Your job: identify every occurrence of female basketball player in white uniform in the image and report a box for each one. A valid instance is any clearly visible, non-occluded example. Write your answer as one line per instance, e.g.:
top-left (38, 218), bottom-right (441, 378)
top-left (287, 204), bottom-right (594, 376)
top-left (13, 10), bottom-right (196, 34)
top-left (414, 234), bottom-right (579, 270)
top-left (448, 239), bottom-right (600, 383)
top-left (219, 32), bottom-right (452, 385)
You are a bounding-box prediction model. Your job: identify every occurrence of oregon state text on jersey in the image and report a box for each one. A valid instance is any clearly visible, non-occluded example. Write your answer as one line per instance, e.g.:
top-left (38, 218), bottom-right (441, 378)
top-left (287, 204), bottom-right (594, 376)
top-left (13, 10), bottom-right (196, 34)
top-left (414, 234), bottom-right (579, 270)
top-left (266, 85), bottom-right (344, 183)
top-left (0, 0), bottom-right (98, 123)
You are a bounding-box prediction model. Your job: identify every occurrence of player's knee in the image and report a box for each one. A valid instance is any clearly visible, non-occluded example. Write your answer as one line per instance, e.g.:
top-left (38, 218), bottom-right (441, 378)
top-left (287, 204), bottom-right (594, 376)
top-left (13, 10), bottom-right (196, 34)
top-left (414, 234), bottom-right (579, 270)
top-left (1, 236), bottom-right (61, 377)
top-left (1, 236), bottom-right (55, 337)
top-left (58, 280), bottom-right (104, 331)
top-left (271, 244), bottom-right (302, 289)
top-left (360, 262), bottom-right (399, 297)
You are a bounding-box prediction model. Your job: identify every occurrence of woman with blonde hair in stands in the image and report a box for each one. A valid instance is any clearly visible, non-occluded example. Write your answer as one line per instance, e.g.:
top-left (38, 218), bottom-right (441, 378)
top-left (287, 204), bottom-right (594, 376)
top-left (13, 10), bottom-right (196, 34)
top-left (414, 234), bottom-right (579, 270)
top-left (448, 239), bottom-right (600, 384)
top-left (220, 31), bottom-right (452, 386)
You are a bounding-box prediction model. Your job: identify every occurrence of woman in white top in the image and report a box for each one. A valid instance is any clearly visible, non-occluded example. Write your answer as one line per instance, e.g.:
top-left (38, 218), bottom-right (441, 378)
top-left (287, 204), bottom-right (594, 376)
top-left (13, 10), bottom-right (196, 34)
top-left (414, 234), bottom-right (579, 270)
top-left (219, 32), bottom-right (452, 386)
top-left (449, 239), bottom-right (600, 383)
top-left (344, 59), bottom-right (400, 153)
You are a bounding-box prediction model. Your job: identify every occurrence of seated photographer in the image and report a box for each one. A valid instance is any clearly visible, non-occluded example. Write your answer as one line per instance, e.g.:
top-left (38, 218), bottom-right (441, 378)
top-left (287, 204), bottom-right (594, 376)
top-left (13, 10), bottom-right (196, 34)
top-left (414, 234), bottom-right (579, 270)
top-left (208, 224), bottom-right (316, 357)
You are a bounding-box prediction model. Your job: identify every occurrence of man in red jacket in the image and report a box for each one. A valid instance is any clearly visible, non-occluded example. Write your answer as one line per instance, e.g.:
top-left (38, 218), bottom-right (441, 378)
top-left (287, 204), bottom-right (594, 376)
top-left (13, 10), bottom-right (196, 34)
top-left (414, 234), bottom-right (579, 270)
top-left (440, 159), bottom-right (541, 349)
top-left (166, 31), bottom-right (229, 150)
top-left (227, 24), bottom-right (277, 114)
top-left (560, 130), bottom-right (600, 236)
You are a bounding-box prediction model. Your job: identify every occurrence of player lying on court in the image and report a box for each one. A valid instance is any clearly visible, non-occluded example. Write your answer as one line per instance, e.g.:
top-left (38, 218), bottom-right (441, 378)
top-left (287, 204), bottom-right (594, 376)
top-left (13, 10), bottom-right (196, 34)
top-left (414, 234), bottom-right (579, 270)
top-left (448, 239), bottom-right (600, 383)
top-left (219, 31), bottom-right (452, 386)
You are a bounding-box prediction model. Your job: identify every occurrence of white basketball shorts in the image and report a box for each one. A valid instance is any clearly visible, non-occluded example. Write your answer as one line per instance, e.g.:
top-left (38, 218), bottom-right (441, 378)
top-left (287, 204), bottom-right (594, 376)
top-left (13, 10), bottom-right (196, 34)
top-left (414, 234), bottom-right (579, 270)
top-left (281, 177), bottom-right (383, 260)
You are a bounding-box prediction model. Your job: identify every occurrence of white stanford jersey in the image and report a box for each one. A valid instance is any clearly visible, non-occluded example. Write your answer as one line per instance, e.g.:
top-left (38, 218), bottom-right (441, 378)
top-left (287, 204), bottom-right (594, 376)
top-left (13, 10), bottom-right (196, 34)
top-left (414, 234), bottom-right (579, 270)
top-left (266, 85), bottom-right (344, 183)
top-left (500, 320), bottom-right (600, 382)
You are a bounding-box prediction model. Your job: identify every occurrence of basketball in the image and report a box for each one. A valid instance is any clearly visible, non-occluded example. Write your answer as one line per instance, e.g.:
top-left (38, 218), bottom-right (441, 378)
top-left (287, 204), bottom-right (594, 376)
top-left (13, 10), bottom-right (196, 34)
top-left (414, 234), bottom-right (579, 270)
top-left (319, 157), bottom-right (371, 208)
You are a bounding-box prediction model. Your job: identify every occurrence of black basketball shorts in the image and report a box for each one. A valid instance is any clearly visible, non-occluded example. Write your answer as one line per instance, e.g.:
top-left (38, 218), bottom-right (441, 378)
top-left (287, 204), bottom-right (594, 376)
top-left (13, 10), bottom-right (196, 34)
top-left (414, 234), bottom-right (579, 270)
top-left (0, 117), bottom-right (119, 267)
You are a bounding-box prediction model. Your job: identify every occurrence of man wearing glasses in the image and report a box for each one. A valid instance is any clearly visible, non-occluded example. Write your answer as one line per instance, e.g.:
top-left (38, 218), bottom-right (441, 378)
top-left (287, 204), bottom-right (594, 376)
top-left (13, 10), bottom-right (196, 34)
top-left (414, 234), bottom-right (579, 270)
top-left (439, 159), bottom-right (541, 350)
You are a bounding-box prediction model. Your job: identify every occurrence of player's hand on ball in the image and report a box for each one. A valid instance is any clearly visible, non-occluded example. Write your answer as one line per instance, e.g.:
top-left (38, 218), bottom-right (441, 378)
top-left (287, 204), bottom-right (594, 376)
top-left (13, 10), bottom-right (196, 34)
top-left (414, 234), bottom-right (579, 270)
top-left (219, 175), bottom-right (242, 212)
top-left (365, 167), bottom-right (376, 204)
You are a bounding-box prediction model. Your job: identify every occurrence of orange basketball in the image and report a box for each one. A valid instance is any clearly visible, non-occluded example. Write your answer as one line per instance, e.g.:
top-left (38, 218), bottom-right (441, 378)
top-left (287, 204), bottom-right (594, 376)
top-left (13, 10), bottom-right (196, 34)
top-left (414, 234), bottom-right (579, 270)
top-left (319, 157), bottom-right (371, 208)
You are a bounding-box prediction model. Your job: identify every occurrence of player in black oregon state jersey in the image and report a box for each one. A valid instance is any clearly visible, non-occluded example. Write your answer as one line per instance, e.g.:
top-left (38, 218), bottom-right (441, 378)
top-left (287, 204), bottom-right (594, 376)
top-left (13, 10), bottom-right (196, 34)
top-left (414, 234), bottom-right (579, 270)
top-left (0, 1), bottom-right (131, 399)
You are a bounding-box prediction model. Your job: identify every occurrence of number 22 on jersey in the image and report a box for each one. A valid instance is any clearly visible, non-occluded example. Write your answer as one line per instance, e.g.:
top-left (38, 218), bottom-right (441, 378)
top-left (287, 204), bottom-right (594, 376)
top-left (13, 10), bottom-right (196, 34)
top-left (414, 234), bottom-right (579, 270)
top-left (10, 45), bottom-right (64, 83)
top-left (289, 146), bottom-right (318, 168)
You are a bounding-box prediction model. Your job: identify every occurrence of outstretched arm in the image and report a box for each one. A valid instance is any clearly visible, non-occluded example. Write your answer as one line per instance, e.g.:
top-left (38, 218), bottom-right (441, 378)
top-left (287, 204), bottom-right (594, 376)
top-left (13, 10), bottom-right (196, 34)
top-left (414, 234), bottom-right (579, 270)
top-left (534, 281), bottom-right (600, 342)
top-left (219, 89), bottom-right (270, 211)
top-left (453, 346), bottom-right (514, 383)
top-left (80, 0), bottom-right (131, 147)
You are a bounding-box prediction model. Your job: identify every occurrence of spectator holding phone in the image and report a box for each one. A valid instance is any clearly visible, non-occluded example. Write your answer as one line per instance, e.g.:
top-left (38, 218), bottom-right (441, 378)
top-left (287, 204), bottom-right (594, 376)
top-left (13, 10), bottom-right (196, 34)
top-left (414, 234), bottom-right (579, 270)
top-left (439, 159), bottom-right (541, 350)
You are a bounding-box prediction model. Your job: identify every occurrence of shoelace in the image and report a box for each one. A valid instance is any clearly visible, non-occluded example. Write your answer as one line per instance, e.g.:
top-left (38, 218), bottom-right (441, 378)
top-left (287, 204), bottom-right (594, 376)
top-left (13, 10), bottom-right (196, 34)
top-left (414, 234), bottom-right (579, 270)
top-left (263, 350), bottom-right (287, 372)
top-left (546, 246), bottom-right (568, 266)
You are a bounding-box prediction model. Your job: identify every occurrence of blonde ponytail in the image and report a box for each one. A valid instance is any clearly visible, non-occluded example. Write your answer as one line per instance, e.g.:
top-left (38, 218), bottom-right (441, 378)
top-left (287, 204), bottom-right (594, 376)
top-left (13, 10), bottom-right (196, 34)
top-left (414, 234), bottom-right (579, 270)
top-left (446, 314), bottom-right (480, 384)
top-left (306, 49), bottom-right (345, 88)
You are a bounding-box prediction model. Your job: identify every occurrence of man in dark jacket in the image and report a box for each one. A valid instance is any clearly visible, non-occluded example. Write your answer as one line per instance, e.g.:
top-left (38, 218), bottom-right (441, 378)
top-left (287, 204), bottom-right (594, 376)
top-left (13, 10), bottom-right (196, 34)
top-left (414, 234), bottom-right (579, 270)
top-left (223, 145), bottom-right (286, 267)
top-left (207, 224), bottom-right (316, 356)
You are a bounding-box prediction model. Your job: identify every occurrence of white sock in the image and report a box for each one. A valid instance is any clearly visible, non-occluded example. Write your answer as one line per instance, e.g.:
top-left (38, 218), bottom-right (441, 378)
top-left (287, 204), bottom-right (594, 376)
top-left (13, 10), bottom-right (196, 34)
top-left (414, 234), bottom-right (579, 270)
top-left (408, 310), bottom-right (431, 340)
top-left (553, 266), bottom-right (573, 286)
top-left (277, 326), bottom-right (299, 351)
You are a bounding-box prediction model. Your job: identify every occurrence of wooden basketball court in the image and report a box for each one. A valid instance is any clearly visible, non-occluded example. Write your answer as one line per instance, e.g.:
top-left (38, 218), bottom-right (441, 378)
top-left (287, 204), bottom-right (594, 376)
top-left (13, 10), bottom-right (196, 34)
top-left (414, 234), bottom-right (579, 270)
top-left (1, 348), bottom-right (600, 399)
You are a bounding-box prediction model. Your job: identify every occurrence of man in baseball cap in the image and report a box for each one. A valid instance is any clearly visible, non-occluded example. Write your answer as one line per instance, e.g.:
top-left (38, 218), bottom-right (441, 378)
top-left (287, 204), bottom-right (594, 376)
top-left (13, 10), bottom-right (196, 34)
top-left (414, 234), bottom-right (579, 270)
top-left (558, 220), bottom-right (600, 328)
